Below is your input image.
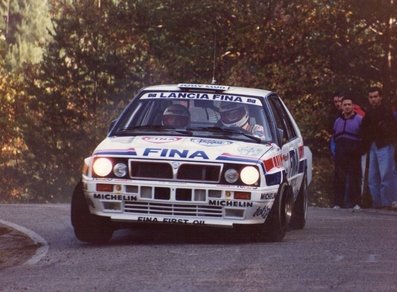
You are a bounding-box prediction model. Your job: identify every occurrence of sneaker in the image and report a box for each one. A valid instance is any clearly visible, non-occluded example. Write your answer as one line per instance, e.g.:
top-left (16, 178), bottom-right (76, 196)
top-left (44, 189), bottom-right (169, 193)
top-left (353, 205), bottom-right (361, 211)
top-left (333, 205), bottom-right (341, 209)
top-left (391, 201), bottom-right (397, 210)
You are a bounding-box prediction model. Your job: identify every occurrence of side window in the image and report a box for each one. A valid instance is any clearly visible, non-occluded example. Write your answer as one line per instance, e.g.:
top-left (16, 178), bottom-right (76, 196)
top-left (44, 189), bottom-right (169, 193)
top-left (268, 98), bottom-right (287, 145)
top-left (268, 96), bottom-right (297, 145)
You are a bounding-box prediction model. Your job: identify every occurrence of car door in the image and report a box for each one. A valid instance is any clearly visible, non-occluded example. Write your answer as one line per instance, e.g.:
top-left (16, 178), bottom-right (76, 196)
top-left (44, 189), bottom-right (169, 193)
top-left (267, 95), bottom-right (303, 196)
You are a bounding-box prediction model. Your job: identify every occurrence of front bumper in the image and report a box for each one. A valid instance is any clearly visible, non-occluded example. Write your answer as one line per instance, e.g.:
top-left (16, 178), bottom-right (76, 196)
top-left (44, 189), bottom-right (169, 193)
top-left (82, 177), bottom-right (279, 227)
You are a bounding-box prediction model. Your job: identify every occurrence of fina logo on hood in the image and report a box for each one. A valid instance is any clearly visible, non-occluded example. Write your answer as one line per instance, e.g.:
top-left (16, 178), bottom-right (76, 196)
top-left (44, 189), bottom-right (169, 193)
top-left (191, 138), bottom-right (233, 147)
top-left (142, 137), bottom-right (182, 144)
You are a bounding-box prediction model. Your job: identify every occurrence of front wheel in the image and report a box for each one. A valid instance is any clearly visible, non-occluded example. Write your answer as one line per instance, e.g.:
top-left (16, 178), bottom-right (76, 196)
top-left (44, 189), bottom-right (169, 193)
top-left (71, 182), bottom-right (113, 244)
top-left (289, 174), bottom-right (308, 230)
top-left (252, 182), bottom-right (293, 242)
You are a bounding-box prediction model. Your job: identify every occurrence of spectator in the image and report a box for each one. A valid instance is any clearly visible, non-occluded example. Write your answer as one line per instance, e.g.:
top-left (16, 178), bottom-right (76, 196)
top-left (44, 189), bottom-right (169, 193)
top-left (330, 92), bottom-right (365, 157)
top-left (340, 92), bottom-right (365, 116)
top-left (332, 96), bottom-right (363, 209)
top-left (332, 92), bottom-right (343, 115)
top-left (360, 87), bottom-right (397, 208)
top-left (329, 92), bottom-right (343, 158)
top-left (353, 103), bottom-right (366, 117)
top-left (330, 91), bottom-right (366, 206)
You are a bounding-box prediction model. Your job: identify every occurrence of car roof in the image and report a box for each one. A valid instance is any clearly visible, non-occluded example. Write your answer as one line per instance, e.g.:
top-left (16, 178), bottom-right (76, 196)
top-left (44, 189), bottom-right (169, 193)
top-left (140, 84), bottom-right (274, 98)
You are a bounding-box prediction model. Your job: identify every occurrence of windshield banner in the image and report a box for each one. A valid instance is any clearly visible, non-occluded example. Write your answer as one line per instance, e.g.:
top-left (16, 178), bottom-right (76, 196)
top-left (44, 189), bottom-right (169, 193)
top-left (140, 92), bottom-right (262, 106)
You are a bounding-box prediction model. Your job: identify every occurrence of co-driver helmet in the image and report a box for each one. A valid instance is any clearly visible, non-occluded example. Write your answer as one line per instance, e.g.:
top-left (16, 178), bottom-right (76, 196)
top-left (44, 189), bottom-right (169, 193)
top-left (162, 104), bottom-right (190, 128)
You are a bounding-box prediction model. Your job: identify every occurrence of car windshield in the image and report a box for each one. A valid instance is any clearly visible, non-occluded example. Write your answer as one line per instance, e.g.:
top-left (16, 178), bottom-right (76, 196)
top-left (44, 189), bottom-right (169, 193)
top-left (112, 90), bottom-right (274, 143)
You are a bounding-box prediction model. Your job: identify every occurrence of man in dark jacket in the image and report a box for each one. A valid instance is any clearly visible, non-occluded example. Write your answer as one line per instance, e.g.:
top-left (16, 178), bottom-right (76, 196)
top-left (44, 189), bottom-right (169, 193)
top-left (360, 87), bottom-right (397, 208)
top-left (333, 96), bottom-right (363, 209)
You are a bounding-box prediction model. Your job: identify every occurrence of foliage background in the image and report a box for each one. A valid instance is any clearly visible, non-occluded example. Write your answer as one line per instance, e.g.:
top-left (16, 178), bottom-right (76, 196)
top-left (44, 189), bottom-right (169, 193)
top-left (0, 0), bottom-right (396, 205)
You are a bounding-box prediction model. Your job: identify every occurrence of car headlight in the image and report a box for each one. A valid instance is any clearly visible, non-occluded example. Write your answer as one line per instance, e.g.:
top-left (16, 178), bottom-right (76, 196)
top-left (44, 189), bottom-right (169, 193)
top-left (224, 168), bottom-right (239, 183)
top-left (240, 166), bottom-right (259, 185)
top-left (93, 158), bottom-right (113, 177)
top-left (113, 162), bottom-right (127, 177)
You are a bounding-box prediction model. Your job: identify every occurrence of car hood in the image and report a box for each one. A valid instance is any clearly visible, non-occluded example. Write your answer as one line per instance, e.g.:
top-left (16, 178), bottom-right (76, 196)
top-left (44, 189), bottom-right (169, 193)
top-left (93, 136), bottom-right (276, 163)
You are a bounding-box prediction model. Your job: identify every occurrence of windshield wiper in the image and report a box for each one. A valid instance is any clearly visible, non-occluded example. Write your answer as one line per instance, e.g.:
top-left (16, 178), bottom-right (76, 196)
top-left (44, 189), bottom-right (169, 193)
top-left (187, 126), bottom-right (263, 143)
top-left (186, 126), bottom-right (224, 132)
top-left (116, 125), bottom-right (167, 134)
top-left (115, 126), bottom-right (193, 136)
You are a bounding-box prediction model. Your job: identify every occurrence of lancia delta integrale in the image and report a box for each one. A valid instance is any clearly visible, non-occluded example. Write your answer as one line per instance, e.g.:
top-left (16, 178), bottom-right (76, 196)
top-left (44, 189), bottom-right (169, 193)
top-left (71, 84), bottom-right (312, 243)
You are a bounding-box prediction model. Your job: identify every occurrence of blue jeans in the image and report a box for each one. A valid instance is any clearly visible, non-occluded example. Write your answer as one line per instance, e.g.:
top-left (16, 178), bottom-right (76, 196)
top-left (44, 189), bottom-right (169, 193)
top-left (368, 143), bottom-right (396, 207)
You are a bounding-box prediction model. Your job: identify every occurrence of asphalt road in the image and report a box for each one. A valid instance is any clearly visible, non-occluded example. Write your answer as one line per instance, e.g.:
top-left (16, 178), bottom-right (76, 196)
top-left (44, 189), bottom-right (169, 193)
top-left (0, 204), bottom-right (397, 291)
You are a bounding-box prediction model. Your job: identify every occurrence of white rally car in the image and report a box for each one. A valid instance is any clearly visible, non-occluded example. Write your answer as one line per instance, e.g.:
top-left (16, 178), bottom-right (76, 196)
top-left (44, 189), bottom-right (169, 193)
top-left (71, 84), bottom-right (312, 243)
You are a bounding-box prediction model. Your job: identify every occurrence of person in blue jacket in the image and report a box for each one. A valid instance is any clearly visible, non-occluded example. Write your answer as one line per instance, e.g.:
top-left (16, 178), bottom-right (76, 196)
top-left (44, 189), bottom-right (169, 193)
top-left (332, 96), bottom-right (363, 209)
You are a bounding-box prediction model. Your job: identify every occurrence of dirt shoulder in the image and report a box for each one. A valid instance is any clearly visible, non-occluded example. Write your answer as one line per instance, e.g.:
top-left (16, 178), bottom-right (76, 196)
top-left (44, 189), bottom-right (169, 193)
top-left (0, 224), bottom-right (40, 270)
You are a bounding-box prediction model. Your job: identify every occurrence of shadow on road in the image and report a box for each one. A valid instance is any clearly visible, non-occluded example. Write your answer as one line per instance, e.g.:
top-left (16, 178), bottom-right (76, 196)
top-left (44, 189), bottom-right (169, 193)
top-left (73, 224), bottom-right (291, 247)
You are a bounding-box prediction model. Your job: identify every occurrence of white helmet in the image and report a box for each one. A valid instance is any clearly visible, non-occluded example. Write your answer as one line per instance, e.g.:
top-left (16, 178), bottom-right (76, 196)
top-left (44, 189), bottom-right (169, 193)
top-left (219, 102), bottom-right (249, 128)
top-left (162, 104), bottom-right (190, 128)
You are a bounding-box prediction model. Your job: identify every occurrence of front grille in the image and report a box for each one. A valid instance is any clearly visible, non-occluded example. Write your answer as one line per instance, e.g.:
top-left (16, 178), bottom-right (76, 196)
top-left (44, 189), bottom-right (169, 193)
top-left (125, 185), bottom-right (222, 202)
top-left (124, 201), bottom-right (223, 218)
top-left (129, 159), bottom-right (221, 183)
top-left (177, 164), bottom-right (220, 181)
top-left (130, 161), bottom-right (173, 179)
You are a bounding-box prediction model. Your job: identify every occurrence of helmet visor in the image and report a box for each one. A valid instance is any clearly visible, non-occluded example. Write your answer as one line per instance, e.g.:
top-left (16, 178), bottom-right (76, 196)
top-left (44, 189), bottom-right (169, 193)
top-left (220, 107), bottom-right (246, 124)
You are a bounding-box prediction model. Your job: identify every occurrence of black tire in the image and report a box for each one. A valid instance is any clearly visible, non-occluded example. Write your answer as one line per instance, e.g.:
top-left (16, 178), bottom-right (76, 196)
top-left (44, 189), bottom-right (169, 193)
top-left (251, 182), bottom-right (293, 242)
top-left (266, 182), bottom-right (293, 241)
top-left (71, 182), bottom-right (113, 244)
top-left (289, 174), bottom-right (308, 230)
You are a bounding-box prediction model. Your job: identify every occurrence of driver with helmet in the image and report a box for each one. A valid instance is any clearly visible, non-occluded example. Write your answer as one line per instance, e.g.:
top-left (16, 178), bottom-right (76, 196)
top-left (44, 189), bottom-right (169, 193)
top-left (219, 102), bottom-right (265, 137)
top-left (162, 104), bottom-right (190, 128)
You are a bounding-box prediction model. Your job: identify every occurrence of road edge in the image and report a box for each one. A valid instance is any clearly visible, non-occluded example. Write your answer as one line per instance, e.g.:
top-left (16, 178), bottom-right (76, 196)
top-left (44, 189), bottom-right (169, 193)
top-left (0, 219), bottom-right (49, 266)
